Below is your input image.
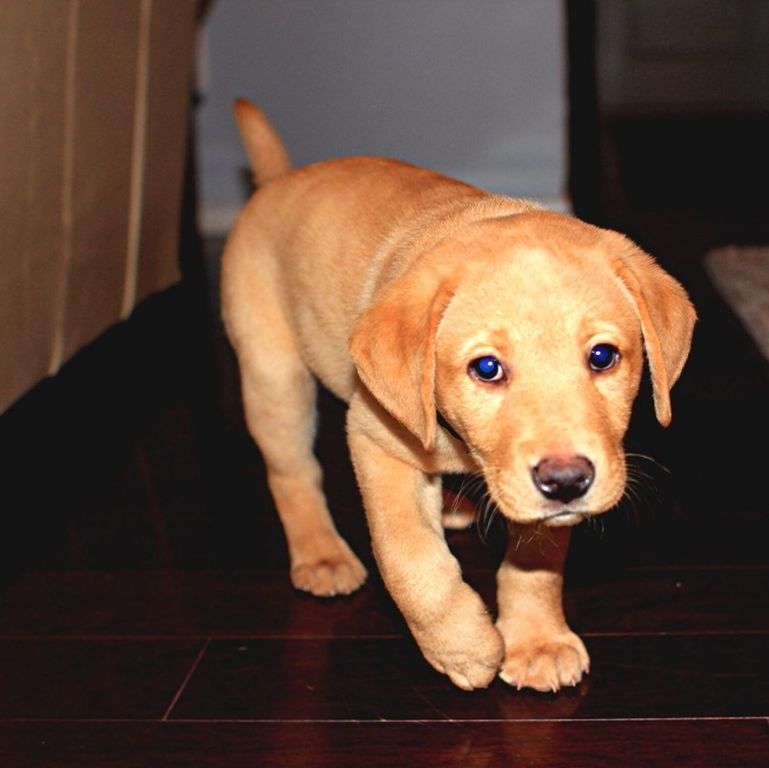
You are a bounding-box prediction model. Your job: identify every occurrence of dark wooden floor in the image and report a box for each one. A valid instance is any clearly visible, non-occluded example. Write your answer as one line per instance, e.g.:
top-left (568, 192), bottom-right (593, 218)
top-left (2, 133), bottom-right (769, 764)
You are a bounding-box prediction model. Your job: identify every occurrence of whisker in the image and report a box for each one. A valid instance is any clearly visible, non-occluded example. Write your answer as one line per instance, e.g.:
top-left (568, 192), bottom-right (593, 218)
top-left (613, 452), bottom-right (666, 526)
top-left (506, 520), bottom-right (556, 554)
top-left (588, 513), bottom-right (606, 539)
top-left (625, 451), bottom-right (671, 475)
top-left (445, 473), bottom-right (501, 538)
top-left (449, 473), bottom-right (503, 544)
top-left (478, 490), bottom-right (500, 543)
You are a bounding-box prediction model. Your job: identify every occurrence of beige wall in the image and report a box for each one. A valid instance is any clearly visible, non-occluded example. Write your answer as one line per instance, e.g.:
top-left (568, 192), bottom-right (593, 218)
top-left (0, 0), bottom-right (198, 413)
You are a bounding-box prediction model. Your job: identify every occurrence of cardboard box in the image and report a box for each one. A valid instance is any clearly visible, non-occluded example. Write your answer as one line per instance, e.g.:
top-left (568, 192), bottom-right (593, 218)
top-left (0, 0), bottom-right (198, 413)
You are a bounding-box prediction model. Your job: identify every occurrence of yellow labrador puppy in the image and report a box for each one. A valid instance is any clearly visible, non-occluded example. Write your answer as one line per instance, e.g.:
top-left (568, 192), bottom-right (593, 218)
top-left (222, 100), bottom-right (696, 692)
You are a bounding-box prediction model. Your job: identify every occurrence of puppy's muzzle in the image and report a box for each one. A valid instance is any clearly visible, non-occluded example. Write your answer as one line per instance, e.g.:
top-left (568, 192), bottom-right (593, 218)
top-left (531, 455), bottom-right (595, 503)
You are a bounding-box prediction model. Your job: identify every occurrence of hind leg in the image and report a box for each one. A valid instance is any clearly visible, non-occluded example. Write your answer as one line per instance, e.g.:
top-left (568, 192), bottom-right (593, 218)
top-left (223, 260), bottom-right (366, 596)
top-left (238, 330), bottom-right (367, 596)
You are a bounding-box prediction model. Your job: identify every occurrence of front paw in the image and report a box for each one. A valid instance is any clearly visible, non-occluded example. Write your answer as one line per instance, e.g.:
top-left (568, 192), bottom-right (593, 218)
top-left (498, 630), bottom-right (590, 692)
top-left (412, 588), bottom-right (505, 691)
top-left (290, 538), bottom-right (368, 597)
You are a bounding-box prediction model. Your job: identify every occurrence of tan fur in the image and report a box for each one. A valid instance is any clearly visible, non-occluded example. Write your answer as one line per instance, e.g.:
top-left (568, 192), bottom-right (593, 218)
top-left (222, 100), bottom-right (696, 691)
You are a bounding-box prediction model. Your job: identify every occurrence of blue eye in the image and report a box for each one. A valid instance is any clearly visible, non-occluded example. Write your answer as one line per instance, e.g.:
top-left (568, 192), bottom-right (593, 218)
top-left (469, 355), bottom-right (505, 382)
top-left (589, 343), bottom-right (620, 371)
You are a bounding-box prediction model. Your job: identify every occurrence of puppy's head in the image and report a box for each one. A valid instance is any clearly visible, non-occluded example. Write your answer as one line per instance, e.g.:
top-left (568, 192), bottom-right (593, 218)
top-left (350, 211), bottom-right (696, 525)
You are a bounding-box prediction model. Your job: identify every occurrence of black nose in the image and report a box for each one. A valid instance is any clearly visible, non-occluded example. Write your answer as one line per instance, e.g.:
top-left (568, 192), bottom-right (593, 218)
top-left (531, 455), bottom-right (595, 503)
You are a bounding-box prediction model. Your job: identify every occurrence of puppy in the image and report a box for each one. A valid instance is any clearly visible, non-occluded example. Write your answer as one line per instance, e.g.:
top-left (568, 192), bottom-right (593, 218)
top-left (221, 100), bottom-right (696, 692)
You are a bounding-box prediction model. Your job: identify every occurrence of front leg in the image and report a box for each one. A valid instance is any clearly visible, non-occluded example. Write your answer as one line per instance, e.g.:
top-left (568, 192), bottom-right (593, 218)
top-left (496, 526), bottom-right (589, 692)
top-left (348, 427), bottom-right (503, 690)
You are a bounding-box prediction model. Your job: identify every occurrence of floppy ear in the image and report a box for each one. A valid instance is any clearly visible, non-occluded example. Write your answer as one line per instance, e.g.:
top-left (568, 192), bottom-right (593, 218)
top-left (610, 235), bottom-right (697, 427)
top-left (349, 267), bottom-right (456, 451)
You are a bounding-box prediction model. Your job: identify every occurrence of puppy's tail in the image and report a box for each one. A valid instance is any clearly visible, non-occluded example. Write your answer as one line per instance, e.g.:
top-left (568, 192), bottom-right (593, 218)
top-left (233, 98), bottom-right (291, 187)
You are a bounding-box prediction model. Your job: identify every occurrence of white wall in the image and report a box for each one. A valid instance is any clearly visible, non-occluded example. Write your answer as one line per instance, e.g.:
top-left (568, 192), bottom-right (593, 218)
top-left (197, 0), bottom-right (567, 234)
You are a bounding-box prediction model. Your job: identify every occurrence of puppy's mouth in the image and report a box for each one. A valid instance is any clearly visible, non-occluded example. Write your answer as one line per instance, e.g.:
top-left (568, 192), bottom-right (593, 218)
top-left (490, 486), bottom-right (594, 527)
top-left (540, 509), bottom-right (589, 527)
top-left (489, 482), bottom-right (615, 527)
